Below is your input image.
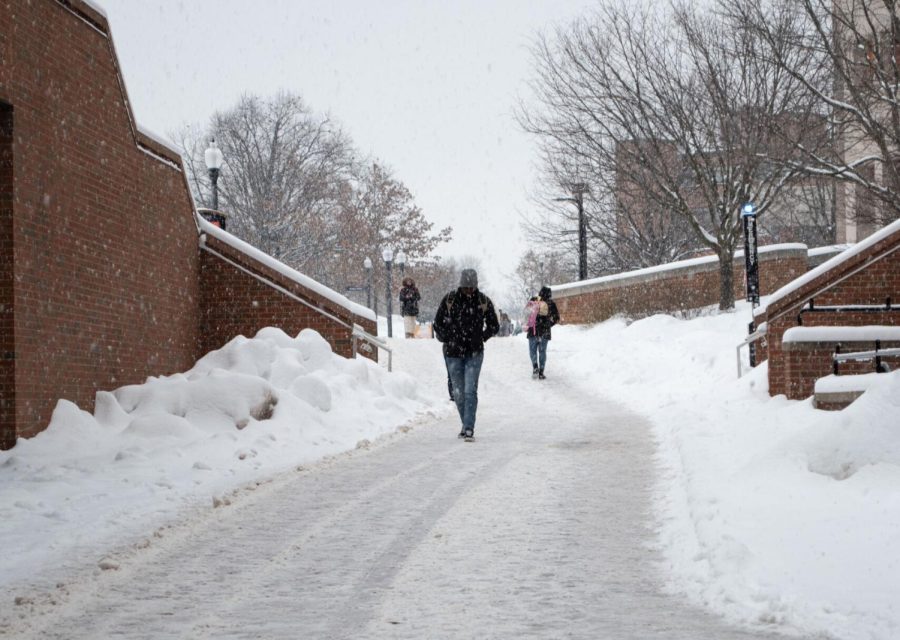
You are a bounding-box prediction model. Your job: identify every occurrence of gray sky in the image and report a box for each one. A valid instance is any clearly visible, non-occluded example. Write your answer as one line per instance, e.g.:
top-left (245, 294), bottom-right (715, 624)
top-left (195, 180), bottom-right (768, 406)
top-left (103, 0), bottom-right (597, 292)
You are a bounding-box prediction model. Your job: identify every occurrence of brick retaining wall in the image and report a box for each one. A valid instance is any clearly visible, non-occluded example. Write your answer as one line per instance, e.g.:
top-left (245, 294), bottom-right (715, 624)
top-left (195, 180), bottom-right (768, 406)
top-left (553, 245), bottom-right (809, 325)
top-left (757, 221), bottom-right (900, 400)
top-left (0, 1), bottom-right (379, 449)
top-left (199, 232), bottom-right (376, 359)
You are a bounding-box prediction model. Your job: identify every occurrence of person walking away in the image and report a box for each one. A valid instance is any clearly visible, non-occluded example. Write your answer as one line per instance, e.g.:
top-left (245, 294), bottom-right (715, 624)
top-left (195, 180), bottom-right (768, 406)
top-left (525, 286), bottom-right (560, 380)
top-left (398, 277), bottom-right (421, 339)
top-left (433, 268), bottom-right (500, 441)
top-left (498, 311), bottom-right (512, 337)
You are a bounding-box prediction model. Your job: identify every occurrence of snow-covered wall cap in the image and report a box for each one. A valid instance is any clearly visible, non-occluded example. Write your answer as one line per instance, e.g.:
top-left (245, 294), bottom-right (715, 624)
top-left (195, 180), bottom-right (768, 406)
top-left (197, 216), bottom-right (376, 322)
top-left (81, 0), bottom-right (108, 18)
top-left (783, 325), bottom-right (900, 343)
top-left (808, 244), bottom-right (853, 257)
top-left (760, 218), bottom-right (900, 314)
top-left (135, 124), bottom-right (177, 156)
top-left (815, 371), bottom-right (890, 394)
top-left (551, 243), bottom-right (806, 295)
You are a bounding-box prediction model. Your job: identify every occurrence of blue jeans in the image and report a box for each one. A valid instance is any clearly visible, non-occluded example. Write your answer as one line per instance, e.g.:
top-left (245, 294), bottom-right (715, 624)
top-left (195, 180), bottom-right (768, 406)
top-left (445, 352), bottom-right (484, 431)
top-left (528, 336), bottom-right (547, 370)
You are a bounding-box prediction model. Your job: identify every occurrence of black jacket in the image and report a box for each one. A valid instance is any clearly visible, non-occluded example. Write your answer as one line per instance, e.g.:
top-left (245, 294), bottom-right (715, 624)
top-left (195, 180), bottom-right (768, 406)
top-left (433, 288), bottom-right (500, 357)
top-left (399, 285), bottom-right (420, 317)
top-left (527, 290), bottom-right (560, 340)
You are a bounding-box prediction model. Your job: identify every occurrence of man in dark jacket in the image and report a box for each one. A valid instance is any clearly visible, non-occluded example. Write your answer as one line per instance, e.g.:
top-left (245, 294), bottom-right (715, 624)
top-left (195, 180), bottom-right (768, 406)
top-left (433, 268), bottom-right (499, 441)
top-left (526, 286), bottom-right (560, 380)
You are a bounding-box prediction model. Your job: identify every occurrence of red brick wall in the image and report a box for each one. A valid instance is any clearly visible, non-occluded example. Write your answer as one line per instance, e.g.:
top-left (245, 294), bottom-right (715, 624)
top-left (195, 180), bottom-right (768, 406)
top-left (779, 337), bottom-right (900, 399)
top-left (0, 0), bottom-right (383, 450)
top-left (554, 246), bottom-right (808, 325)
top-left (1, 103), bottom-right (14, 449)
top-left (199, 234), bottom-right (377, 360)
top-left (3, 1), bottom-right (200, 443)
top-left (762, 230), bottom-right (900, 399)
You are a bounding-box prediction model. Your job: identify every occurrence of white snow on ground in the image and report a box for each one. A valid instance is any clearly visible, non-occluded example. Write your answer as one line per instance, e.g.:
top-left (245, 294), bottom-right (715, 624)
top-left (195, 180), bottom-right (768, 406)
top-left (552, 302), bottom-right (900, 640)
top-left (1, 304), bottom-right (898, 639)
top-left (0, 327), bottom-right (444, 588)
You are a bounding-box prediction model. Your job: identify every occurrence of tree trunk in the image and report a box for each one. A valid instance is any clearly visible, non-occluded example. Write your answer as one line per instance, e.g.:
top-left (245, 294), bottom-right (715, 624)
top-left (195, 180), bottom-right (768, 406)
top-left (718, 250), bottom-right (735, 311)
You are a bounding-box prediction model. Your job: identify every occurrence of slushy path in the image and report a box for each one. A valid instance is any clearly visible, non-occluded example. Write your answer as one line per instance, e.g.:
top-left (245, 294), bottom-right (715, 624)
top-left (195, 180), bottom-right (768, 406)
top-left (3, 337), bottom-right (794, 639)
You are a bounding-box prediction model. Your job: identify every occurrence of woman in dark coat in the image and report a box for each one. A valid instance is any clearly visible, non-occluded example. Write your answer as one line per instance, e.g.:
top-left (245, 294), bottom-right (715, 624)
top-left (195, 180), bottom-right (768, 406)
top-left (525, 286), bottom-right (560, 379)
top-left (398, 277), bottom-right (421, 338)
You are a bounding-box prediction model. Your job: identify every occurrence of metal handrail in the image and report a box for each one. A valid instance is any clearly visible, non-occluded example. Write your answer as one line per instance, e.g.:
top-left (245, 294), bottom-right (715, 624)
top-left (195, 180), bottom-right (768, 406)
top-left (797, 297), bottom-right (893, 325)
top-left (351, 324), bottom-right (393, 372)
top-left (736, 325), bottom-right (767, 378)
top-left (832, 340), bottom-right (899, 375)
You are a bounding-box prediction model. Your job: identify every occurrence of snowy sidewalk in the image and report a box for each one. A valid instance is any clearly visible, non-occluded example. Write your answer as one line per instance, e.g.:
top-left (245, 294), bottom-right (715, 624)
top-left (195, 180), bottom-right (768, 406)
top-left (2, 337), bottom-right (794, 639)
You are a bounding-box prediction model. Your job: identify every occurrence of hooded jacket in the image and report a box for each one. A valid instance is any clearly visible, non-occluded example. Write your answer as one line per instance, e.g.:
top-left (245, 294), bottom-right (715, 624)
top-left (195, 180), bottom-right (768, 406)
top-left (399, 281), bottom-right (420, 317)
top-left (527, 286), bottom-right (560, 340)
top-left (433, 287), bottom-right (500, 357)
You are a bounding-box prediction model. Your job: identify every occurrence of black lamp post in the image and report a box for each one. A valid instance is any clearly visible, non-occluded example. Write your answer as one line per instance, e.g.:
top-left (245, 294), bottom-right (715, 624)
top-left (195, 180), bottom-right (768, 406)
top-left (204, 139), bottom-right (223, 211)
top-left (382, 247), bottom-right (394, 338)
top-left (742, 202), bottom-right (760, 366)
top-left (555, 182), bottom-right (588, 281)
top-left (364, 256), bottom-right (373, 311)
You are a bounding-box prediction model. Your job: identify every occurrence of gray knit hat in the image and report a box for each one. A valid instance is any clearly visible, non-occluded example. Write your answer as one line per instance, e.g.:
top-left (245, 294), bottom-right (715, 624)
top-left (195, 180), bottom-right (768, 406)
top-left (459, 268), bottom-right (478, 288)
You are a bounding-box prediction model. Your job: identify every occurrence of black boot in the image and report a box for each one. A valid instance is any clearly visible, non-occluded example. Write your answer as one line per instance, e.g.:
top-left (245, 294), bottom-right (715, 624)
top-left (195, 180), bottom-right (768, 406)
top-left (538, 369), bottom-right (546, 380)
top-left (532, 365), bottom-right (539, 379)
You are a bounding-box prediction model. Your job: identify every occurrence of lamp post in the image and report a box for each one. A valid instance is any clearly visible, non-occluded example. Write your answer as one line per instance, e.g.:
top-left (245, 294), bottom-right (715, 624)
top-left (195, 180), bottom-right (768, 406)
top-left (382, 247), bottom-right (394, 338)
top-left (742, 202), bottom-right (760, 367)
top-left (396, 249), bottom-right (407, 279)
top-left (554, 182), bottom-right (588, 281)
top-left (204, 139), bottom-right (224, 211)
top-left (364, 257), bottom-right (373, 311)
top-left (741, 202), bottom-right (759, 307)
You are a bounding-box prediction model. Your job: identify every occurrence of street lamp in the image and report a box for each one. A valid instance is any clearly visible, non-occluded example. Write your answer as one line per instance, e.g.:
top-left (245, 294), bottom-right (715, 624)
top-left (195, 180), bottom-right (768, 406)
top-left (742, 202), bottom-right (760, 367)
top-left (396, 249), bottom-right (407, 278)
top-left (363, 256), bottom-right (373, 311)
top-left (554, 182), bottom-right (589, 280)
top-left (204, 139), bottom-right (224, 211)
top-left (382, 247), bottom-right (394, 338)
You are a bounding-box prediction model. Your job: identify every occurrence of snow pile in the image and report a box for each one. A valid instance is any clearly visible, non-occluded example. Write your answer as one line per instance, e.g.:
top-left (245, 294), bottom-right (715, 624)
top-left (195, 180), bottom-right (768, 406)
top-left (553, 305), bottom-right (900, 640)
top-left (0, 327), bottom-right (441, 588)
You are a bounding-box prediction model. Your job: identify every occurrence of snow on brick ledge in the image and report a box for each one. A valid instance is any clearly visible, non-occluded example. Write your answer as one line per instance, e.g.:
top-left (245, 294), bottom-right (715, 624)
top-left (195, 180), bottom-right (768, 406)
top-left (815, 372), bottom-right (886, 394)
top-left (197, 216), bottom-right (375, 323)
top-left (782, 325), bottom-right (900, 343)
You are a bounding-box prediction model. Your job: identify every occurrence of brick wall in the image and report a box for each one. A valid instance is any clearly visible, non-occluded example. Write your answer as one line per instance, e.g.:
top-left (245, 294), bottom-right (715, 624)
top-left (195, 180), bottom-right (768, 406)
top-left (0, 103), bottom-right (13, 449)
top-left (760, 224), bottom-right (900, 399)
top-left (2, 1), bottom-right (201, 444)
top-left (0, 0), bottom-right (393, 450)
top-left (780, 336), bottom-right (900, 399)
top-left (554, 245), bottom-right (808, 325)
top-left (199, 233), bottom-right (376, 359)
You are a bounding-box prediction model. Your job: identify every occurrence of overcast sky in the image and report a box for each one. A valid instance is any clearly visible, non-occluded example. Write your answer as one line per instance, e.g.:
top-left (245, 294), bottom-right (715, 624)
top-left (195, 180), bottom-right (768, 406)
top-left (102, 0), bottom-right (597, 293)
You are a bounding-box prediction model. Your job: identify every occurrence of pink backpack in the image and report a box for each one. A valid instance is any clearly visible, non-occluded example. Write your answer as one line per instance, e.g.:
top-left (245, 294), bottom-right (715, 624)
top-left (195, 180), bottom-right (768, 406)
top-left (525, 300), bottom-right (540, 330)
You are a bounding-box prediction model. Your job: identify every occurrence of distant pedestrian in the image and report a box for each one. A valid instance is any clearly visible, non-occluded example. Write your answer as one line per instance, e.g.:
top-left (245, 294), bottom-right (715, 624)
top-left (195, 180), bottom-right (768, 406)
top-left (398, 277), bottom-right (420, 339)
top-left (525, 286), bottom-right (560, 380)
top-left (498, 311), bottom-right (512, 337)
top-left (433, 268), bottom-right (500, 441)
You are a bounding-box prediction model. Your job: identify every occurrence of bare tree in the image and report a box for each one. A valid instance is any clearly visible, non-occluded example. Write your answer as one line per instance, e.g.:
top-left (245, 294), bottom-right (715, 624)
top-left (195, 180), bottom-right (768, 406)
top-left (520, 1), bottom-right (826, 309)
top-left (177, 92), bottom-right (356, 271)
top-left (724, 0), bottom-right (900, 239)
top-left (508, 248), bottom-right (571, 305)
top-left (328, 162), bottom-right (452, 306)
